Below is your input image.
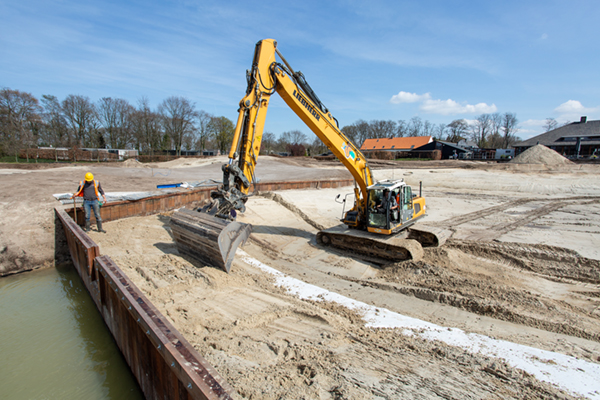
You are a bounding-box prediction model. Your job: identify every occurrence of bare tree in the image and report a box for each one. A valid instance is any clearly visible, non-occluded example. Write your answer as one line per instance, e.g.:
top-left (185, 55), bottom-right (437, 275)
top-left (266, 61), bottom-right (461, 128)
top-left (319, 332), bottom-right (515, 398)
top-left (434, 123), bottom-right (447, 140)
top-left (195, 110), bottom-right (213, 151)
top-left (285, 130), bottom-right (308, 145)
top-left (0, 88), bottom-right (42, 160)
top-left (501, 112), bottom-right (519, 148)
top-left (408, 116), bottom-right (423, 137)
top-left (422, 120), bottom-right (434, 137)
top-left (131, 97), bottom-right (162, 154)
top-left (39, 94), bottom-right (68, 147)
top-left (544, 118), bottom-right (558, 132)
top-left (354, 120), bottom-right (371, 146)
top-left (209, 116), bottom-right (235, 154)
top-left (486, 113), bottom-right (503, 148)
top-left (261, 131), bottom-right (276, 155)
top-left (310, 136), bottom-right (327, 156)
top-left (369, 120), bottom-right (396, 139)
top-left (278, 131), bottom-right (292, 152)
top-left (88, 116), bottom-right (104, 149)
top-left (446, 119), bottom-right (468, 142)
top-left (341, 125), bottom-right (358, 146)
top-left (97, 97), bottom-right (135, 149)
top-left (396, 120), bottom-right (408, 137)
top-left (158, 96), bottom-right (198, 156)
top-left (471, 114), bottom-right (492, 148)
top-left (341, 119), bottom-right (370, 147)
top-left (62, 94), bottom-right (97, 147)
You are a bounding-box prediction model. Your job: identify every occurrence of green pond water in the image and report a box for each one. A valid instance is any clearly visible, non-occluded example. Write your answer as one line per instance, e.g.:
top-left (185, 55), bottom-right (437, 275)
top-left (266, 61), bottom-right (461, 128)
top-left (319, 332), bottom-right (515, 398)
top-left (0, 265), bottom-right (144, 399)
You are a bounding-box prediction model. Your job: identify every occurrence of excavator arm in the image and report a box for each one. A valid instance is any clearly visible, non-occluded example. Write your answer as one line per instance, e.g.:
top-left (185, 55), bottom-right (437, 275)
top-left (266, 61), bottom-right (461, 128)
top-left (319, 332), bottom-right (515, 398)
top-left (209, 39), bottom-right (373, 226)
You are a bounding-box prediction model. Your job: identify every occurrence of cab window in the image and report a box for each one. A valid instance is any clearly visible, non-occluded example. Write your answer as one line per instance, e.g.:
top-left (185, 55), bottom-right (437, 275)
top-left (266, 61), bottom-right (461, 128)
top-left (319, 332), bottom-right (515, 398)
top-left (403, 186), bottom-right (412, 210)
top-left (368, 189), bottom-right (387, 228)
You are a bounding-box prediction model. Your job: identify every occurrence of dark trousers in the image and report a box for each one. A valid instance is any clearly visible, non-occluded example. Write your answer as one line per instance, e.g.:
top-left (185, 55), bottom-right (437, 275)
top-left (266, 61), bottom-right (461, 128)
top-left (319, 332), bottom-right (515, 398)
top-left (83, 200), bottom-right (102, 223)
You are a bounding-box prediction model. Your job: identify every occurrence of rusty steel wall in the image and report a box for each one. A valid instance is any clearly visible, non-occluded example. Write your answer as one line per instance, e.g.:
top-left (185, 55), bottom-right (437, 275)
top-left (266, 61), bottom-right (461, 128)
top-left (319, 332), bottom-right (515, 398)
top-left (66, 178), bottom-right (355, 226)
top-left (56, 177), bottom-right (354, 399)
top-left (55, 208), bottom-right (234, 400)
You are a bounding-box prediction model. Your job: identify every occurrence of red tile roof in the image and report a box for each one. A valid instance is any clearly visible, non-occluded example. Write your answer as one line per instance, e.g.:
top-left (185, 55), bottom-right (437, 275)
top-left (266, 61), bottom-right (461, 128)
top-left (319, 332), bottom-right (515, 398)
top-left (360, 136), bottom-right (433, 151)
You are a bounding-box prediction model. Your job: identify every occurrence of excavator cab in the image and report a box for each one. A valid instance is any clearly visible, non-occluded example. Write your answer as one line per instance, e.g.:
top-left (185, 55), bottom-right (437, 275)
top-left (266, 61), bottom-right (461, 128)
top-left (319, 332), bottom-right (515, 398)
top-left (366, 180), bottom-right (421, 235)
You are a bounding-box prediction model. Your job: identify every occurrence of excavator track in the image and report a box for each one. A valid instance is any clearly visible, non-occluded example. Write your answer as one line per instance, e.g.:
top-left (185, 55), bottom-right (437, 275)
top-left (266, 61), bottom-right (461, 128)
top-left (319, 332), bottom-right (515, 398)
top-left (317, 225), bottom-right (424, 262)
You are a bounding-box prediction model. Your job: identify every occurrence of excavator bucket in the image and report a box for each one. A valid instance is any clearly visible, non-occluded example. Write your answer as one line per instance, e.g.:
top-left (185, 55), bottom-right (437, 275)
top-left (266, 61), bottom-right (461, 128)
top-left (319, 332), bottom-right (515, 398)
top-left (407, 225), bottom-right (453, 248)
top-left (170, 208), bottom-right (252, 273)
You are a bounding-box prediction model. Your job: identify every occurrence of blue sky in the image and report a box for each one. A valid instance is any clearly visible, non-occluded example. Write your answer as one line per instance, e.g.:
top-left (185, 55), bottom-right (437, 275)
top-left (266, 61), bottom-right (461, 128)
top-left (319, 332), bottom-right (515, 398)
top-left (1, 0), bottom-right (599, 140)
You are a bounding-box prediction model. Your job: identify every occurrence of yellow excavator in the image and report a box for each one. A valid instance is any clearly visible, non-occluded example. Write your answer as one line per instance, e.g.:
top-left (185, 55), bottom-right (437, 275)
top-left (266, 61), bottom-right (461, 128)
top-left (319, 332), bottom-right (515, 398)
top-left (170, 39), bottom-right (450, 272)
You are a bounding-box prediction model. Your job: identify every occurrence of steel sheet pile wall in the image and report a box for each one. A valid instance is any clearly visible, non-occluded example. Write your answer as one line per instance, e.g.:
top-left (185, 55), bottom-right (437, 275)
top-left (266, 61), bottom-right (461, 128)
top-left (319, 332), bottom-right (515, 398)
top-left (253, 178), bottom-right (354, 191)
top-left (58, 208), bottom-right (100, 279)
top-left (94, 256), bottom-right (233, 399)
top-left (67, 178), bottom-right (355, 225)
top-left (55, 208), bottom-right (233, 400)
top-left (67, 187), bottom-right (217, 226)
top-left (56, 178), bottom-right (353, 399)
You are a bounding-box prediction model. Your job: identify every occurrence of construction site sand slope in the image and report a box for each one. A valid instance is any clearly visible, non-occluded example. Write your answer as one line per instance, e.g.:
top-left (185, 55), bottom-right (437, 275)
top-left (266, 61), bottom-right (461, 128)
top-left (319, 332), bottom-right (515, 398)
top-left (89, 212), bottom-right (593, 399)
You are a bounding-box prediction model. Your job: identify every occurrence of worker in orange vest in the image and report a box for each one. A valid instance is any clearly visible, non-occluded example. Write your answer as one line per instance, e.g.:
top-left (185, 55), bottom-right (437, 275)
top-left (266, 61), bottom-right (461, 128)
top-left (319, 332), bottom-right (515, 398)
top-left (71, 172), bottom-right (108, 232)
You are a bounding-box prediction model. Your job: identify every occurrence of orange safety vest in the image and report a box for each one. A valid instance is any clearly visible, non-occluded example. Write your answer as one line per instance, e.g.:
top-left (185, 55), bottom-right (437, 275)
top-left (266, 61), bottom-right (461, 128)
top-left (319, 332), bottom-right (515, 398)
top-left (74, 180), bottom-right (100, 199)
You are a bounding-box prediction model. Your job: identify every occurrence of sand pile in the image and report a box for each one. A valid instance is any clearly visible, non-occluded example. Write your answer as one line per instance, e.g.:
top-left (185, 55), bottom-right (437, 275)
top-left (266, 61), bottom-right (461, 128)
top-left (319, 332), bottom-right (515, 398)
top-left (510, 144), bottom-right (571, 165)
top-left (156, 156), bottom-right (229, 169)
top-left (122, 158), bottom-right (147, 168)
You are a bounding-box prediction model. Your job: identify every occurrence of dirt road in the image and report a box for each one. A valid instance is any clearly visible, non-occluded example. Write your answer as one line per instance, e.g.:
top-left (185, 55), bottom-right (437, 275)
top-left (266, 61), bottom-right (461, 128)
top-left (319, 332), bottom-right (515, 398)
top-left (2, 157), bottom-right (600, 398)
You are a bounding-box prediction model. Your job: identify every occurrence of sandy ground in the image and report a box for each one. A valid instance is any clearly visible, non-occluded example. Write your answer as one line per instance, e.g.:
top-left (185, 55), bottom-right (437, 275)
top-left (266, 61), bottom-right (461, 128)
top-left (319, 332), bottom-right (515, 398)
top-left (0, 156), bottom-right (350, 274)
top-left (2, 157), bottom-right (600, 398)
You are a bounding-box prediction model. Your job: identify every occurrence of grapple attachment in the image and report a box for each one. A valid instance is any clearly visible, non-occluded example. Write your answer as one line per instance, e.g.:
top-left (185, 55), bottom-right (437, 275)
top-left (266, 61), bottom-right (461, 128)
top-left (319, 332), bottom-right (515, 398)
top-left (170, 208), bottom-right (252, 273)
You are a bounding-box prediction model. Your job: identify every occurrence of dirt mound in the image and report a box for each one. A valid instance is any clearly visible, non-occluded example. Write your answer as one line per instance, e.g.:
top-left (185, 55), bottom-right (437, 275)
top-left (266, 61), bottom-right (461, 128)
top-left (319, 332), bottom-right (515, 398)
top-left (155, 156), bottom-right (229, 169)
top-left (122, 158), bottom-right (147, 168)
top-left (510, 144), bottom-right (571, 165)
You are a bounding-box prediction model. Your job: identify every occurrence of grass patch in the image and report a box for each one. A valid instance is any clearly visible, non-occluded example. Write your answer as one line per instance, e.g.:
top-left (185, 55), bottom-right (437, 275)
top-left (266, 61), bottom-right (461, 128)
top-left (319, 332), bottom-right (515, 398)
top-left (0, 156), bottom-right (59, 163)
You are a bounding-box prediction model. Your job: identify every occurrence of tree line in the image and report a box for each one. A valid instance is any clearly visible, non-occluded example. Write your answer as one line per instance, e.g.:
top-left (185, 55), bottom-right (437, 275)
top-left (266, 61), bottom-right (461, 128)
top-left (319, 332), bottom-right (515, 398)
top-left (0, 88), bottom-right (241, 160)
top-left (341, 113), bottom-right (520, 150)
top-left (1, 87), bottom-right (521, 161)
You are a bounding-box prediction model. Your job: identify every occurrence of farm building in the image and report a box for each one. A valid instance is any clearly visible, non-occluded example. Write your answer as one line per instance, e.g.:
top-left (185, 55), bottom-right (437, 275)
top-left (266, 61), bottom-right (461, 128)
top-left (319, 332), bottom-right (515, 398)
top-left (514, 116), bottom-right (600, 159)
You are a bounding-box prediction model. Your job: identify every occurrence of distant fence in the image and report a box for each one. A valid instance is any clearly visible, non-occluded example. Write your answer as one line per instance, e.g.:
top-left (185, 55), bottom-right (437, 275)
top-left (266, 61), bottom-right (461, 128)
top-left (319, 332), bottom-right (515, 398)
top-left (19, 148), bottom-right (119, 162)
top-left (366, 150), bottom-right (442, 160)
top-left (137, 155), bottom-right (210, 163)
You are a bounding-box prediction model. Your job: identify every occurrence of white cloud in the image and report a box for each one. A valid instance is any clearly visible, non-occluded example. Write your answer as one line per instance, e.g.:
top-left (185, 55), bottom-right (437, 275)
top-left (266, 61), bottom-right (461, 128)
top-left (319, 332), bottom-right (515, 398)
top-left (521, 119), bottom-right (547, 127)
top-left (554, 100), bottom-right (598, 115)
top-left (390, 90), bottom-right (497, 116)
top-left (390, 91), bottom-right (431, 104)
top-left (420, 99), bottom-right (497, 115)
top-left (540, 33), bottom-right (548, 40)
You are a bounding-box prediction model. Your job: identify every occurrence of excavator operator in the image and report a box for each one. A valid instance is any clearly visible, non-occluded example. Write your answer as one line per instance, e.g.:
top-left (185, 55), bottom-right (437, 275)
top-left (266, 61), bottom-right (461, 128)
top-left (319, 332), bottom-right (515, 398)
top-left (378, 189), bottom-right (399, 221)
